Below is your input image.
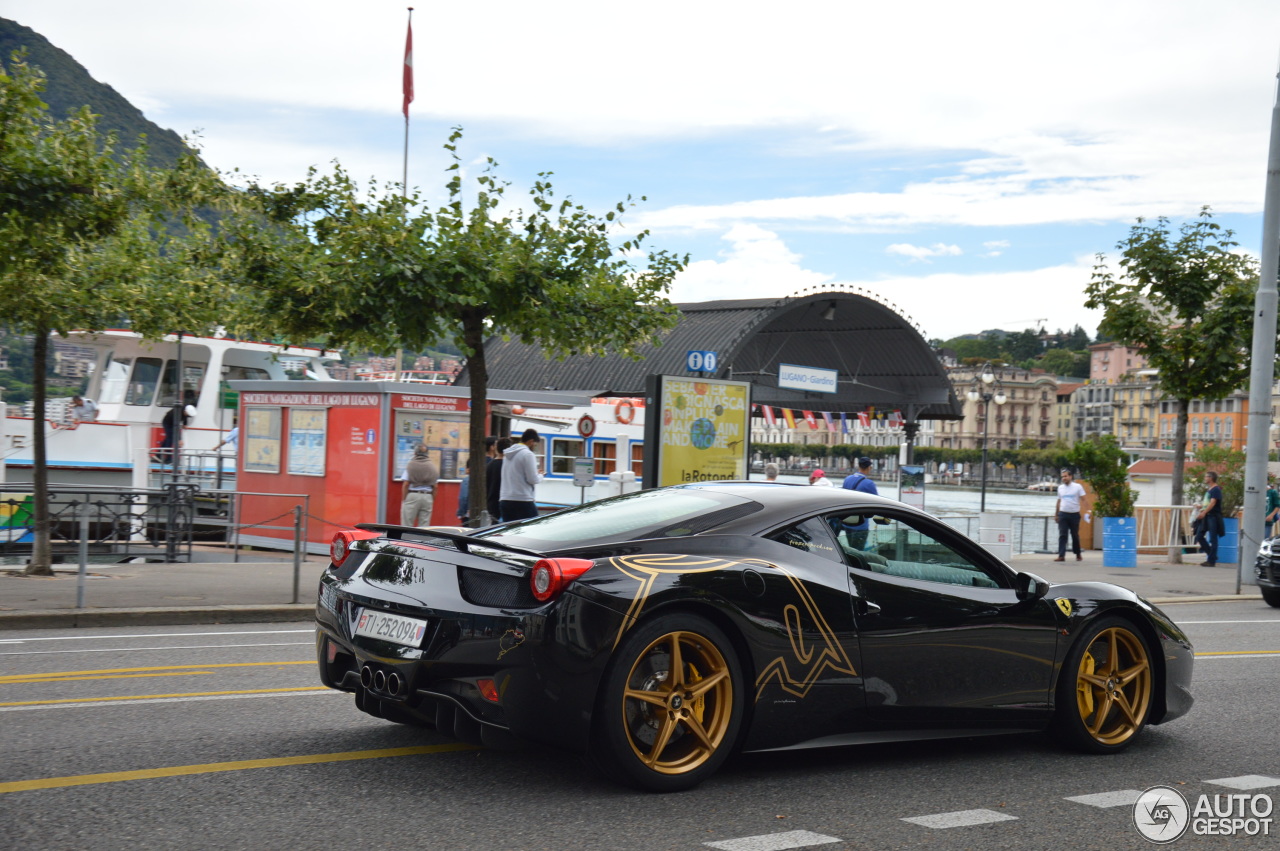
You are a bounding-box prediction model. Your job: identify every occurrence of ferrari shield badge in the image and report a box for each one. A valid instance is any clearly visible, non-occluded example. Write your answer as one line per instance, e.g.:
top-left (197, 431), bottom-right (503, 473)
top-left (1055, 597), bottom-right (1073, 617)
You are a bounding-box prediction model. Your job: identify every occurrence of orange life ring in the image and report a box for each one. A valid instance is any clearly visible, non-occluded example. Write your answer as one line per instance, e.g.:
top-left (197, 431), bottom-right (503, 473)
top-left (615, 400), bottom-right (636, 425)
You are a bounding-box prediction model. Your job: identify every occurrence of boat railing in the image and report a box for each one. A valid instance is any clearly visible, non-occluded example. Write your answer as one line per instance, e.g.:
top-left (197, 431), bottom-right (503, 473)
top-left (0, 482), bottom-right (197, 562)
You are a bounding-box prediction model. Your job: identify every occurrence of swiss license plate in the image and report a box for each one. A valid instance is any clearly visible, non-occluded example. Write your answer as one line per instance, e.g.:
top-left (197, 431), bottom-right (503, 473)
top-left (353, 609), bottom-right (430, 648)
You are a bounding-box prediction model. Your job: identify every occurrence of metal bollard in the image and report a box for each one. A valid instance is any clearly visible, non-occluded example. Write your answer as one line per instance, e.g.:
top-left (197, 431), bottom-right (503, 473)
top-left (292, 505), bottom-right (303, 604)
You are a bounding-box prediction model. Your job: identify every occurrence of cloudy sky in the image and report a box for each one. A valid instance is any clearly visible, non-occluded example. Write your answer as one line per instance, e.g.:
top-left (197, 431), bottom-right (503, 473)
top-left (8, 0), bottom-right (1280, 341)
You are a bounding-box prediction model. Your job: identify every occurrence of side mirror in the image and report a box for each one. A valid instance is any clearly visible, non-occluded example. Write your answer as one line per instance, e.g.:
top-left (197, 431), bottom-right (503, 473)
top-left (1013, 571), bottom-right (1050, 602)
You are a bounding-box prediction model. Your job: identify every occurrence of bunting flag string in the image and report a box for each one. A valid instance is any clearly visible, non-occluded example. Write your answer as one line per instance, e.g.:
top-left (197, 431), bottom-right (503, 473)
top-left (752, 407), bottom-right (907, 431)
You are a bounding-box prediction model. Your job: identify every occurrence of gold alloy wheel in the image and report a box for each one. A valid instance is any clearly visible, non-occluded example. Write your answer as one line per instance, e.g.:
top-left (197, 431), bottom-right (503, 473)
top-left (1074, 626), bottom-right (1153, 746)
top-left (621, 629), bottom-right (735, 775)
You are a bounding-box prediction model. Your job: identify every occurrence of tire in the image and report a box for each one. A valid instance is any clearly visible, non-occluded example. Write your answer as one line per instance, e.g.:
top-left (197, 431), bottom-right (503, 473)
top-left (1053, 616), bottom-right (1155, 754)
top-left (1262, 586), bottom-right (1280, 608)
top-left (590, 613), bottom-right (744, 792)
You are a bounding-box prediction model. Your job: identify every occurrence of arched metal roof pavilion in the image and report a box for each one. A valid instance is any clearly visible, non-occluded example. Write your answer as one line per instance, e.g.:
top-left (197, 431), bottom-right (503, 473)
top-left (456, 290), bottom-right (962, 425)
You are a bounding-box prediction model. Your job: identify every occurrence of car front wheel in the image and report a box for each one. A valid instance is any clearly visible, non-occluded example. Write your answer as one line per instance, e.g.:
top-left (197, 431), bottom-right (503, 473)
top-left (591, 613), bottom-right (743, 792)
top-left (1054, 616), bottom-right (1154, 753)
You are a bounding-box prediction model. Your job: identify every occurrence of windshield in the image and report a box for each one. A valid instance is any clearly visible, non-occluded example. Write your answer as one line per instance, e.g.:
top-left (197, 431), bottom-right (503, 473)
top-left (473, 487), bottom-right (760, 549)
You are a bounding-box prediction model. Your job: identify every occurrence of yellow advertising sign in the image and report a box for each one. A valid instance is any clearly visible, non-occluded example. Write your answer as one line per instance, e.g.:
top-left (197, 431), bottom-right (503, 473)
top-left (655, 376), bottom-right (750, 486)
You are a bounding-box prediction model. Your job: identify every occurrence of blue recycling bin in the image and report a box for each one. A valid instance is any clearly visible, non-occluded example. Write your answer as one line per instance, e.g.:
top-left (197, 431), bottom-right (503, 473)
top-left (1102, 516), bottom-right (1138, 568)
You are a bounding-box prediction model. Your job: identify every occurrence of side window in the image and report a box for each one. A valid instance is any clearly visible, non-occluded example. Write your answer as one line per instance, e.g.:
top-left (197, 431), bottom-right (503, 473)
top-left (766, 517), bottom-right (843, 564)
top-left (549, 437), bottom-right (583, 474)
top-left (849, 513), bottom-right (1005, 589)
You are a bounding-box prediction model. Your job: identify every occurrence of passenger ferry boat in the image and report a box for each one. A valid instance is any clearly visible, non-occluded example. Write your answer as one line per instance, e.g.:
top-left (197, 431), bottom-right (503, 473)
top-left (1, 329), bottom-right (337, 489)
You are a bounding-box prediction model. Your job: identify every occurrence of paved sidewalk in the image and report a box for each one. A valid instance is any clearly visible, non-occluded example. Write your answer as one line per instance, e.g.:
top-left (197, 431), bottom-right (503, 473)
top-left (0, 549), bottom-right (1265, 630)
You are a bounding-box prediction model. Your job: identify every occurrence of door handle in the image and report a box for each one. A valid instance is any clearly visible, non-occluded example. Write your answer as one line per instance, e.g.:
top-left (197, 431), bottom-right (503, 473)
top-left (855, 598), bottom-right (881, 616)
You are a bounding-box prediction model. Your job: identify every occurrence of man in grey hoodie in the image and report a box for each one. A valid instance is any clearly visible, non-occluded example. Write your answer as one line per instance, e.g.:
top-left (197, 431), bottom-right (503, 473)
top-left (499, 428), bottom-right (543, 521)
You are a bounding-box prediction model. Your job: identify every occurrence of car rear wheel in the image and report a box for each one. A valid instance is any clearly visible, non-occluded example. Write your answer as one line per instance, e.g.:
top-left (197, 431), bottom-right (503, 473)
top-left (591, 613), bottom-right (743, 792)
top-left (1054, 616), bottom-right (1154, 753)
top-left (1262, 586), bottom-right (1280, 608)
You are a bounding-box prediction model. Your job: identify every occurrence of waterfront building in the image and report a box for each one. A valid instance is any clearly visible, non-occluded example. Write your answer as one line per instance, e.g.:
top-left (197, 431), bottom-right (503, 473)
top-left (1055, 381), bottom-right (1083, 447)
top-left (1089, 342), bottom-right (1147, 383)
top-left (1113, 370), bottom-right (1161, 448)
top-left (938, 365), bottom-right (1057, 451)
top-left (1157, 389), bottom-right (1250, 451)
top-left (1073, 382), bottom-right (1116, 443)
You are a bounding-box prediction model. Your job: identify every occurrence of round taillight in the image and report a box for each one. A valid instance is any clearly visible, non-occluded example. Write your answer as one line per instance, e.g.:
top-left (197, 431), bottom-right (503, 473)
top-left (529, 558), bottom-right (595, 602)
top-left (530, 560), bottom-right (558, 601)
top-left (331, 536), bottom-right (348, 565)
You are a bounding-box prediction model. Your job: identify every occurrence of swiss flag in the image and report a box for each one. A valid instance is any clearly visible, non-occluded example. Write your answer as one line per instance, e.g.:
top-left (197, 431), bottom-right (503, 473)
top-left (803, 410), bottom-right (818, 430)
top-left (402, 19), bottom-right (414, 118)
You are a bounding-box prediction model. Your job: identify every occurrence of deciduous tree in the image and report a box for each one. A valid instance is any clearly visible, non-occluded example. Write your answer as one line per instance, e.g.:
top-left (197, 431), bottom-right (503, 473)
top-left (221, 129), bottom-right (684, 524)
top-left (1084, 208), bottom-right (1257, 556)
top-left (0, 54), bottom-right (226, 574)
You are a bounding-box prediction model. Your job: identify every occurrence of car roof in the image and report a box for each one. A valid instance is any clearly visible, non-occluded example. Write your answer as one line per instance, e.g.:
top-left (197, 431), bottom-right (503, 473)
top-left (669, 481), bottom-right (909, 515)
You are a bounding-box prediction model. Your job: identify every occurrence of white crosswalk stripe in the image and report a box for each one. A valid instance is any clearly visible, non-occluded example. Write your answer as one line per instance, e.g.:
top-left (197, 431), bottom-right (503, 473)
top-left (1065, 790), bottom-right (1142, 808)
top-left (901, 809), bottom-right (1018, 829)
top-left (1205, 775), bottom-right (1280, 790)
top-left (704, 830), bottom-right (842, 851)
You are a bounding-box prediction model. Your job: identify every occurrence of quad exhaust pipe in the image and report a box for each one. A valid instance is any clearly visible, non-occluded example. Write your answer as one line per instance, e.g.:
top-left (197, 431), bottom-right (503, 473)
top-left (359, 664), bottom-right (403, 696)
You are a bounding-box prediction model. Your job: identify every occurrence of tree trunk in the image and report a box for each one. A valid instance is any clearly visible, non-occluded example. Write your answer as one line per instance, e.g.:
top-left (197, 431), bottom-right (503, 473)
top-left (1170, 398), bottom-right (1190, 565)
top-left (462, 310), bottom-right (490, 527)
top-left (24, 328), bottom-right (54, 576)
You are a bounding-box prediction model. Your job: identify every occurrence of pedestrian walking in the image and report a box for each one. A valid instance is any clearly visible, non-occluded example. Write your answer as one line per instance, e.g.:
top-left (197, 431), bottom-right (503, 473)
top-left (808, 468), bottom-right (833, 486)
top-left (399, 443), bottom-right (439, 527)
top-left (841, 457), bottom-right (878, 547)
top-left (1055, 468), bottom-right (1086, 562)
top-left (500, 429), bottom-right (543, 522)
top-left (1192, 470), bottom-right (1224, 567)
top-left (1265, 475), bottom-right (1280, 540)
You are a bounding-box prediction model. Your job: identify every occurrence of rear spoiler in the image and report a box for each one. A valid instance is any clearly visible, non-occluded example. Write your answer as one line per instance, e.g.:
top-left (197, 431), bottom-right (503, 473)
top-left (355, 523), bottom-right (545, 559)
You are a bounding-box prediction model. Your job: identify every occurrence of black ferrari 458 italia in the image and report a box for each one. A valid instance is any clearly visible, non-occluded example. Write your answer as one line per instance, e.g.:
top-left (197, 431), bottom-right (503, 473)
top-left (315, 482), bottom-right (1194, 791)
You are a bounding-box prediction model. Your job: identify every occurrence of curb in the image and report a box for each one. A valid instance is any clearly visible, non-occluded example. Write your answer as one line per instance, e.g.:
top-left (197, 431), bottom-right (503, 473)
top-left (0, 604), bottom-right (314, 631)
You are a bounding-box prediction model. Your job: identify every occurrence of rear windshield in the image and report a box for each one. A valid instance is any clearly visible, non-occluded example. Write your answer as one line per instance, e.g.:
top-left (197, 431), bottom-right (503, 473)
top-left (473, 487), bottom-right (760, 549)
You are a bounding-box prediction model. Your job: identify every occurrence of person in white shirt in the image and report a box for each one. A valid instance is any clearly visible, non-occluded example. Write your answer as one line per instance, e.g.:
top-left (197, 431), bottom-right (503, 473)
top-left (214, 417), bottom-right (239, 452)
top-left (1054, 468), bottom-right (1087, 562)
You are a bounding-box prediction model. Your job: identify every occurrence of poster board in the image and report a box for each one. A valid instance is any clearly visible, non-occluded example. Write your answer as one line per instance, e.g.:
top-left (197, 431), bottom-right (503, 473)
top-left (643, 375), bottom-right (751, 489)
top-left (244, 406), bottom-right (282, 473)
top-left (287, 408), bottom-right (327, 476)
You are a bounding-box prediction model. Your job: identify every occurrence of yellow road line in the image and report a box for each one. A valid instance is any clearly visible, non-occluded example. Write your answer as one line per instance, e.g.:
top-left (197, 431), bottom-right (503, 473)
top-left (0, 743), bottom-right (477, 794)
top-left (2, 672), bottom-right (218, 685)
top-left (1195, 650), bottom-right (1280, 656)
top-left (0, 662), bottom-right (311, 683)
top-left (0, 687), bottom-right (328, 707)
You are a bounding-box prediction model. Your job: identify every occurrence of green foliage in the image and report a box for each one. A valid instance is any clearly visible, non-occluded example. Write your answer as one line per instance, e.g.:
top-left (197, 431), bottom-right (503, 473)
top-left (0, 53), bottom-right (229, 572)
top-left (1185, 445), bottom-right (1245, 517)
top-left (216, 128), bottom-right (685, 523)
top-left (1038, 348), bottom-right (1086, 377)
top-left (1084, 208), bottom-right (1257, 511)
top-left (1068, 434), bottom-right (1136, 518)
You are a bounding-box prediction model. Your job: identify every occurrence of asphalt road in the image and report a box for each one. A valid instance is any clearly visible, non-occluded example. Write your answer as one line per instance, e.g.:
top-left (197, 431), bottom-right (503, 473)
top-left (2, 601), bottom-right (1278, 850)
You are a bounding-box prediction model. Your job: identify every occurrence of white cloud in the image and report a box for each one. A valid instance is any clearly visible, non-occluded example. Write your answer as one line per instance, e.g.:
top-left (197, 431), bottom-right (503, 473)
top-left (885, 242), bottom-right (963, 261)
top-left (670, 228), bottom-right (1099, 340)
top-left (669, 225), bottom-right (833, 303)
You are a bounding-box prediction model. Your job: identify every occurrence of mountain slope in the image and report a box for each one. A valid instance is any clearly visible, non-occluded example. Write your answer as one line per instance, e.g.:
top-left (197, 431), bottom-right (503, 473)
top-left (0, 16), bottom-right (194, 168)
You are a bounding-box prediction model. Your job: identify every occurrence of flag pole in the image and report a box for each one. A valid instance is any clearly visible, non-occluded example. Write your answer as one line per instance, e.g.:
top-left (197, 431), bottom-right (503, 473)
top-left (402, 7), bottom-right (414, 198)
top-left (397, 6), bottom-right (415, 383)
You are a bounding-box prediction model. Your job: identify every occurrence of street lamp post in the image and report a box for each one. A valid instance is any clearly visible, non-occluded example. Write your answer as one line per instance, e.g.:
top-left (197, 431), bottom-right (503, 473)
top-left (966, 363), bottom-right (1007, 512)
